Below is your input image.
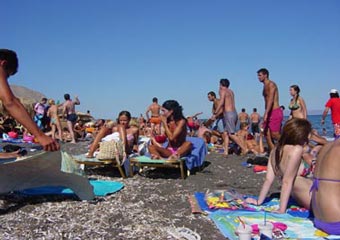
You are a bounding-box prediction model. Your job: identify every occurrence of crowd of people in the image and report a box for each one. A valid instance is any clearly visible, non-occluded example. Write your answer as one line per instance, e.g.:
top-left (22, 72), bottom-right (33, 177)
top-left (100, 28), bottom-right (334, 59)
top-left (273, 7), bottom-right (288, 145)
top-left (1, 48), bottom-right (340, 235)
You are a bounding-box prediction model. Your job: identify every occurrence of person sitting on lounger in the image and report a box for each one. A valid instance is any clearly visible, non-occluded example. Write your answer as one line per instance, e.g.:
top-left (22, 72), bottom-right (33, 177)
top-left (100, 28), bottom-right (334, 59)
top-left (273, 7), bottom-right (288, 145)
top-left (148, 100), bottom-right (192, 160)
top-left (245, 118), bottom-right (313, 213)
top-left (86, 111), bottom-right (139, 158)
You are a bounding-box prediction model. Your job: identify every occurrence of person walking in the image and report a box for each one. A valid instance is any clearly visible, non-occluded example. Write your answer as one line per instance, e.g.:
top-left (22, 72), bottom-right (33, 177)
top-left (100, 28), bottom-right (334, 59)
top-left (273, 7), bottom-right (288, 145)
top-left (257, 68), bottom-right (283, 151)
top-left (211, 79), bottom-right (247, 157)
top-left (321, 89), bottom-right (340, 139)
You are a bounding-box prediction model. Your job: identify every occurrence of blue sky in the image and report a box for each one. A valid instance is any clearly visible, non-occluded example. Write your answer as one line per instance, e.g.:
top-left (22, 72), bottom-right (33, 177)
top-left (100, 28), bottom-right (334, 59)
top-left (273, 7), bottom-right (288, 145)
top-left (3, 0), bottom-right (340, 119)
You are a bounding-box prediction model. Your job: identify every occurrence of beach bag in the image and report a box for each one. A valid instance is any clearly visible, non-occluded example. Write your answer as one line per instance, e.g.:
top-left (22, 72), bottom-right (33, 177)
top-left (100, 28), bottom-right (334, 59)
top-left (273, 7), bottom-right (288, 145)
top-left (96, 140), bottom-right (125, 163)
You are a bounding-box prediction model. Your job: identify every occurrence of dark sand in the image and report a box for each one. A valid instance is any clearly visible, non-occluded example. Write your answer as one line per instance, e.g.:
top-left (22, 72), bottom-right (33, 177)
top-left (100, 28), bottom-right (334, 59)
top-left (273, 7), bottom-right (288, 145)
top-left (0, 141), bottom-right (280, 239)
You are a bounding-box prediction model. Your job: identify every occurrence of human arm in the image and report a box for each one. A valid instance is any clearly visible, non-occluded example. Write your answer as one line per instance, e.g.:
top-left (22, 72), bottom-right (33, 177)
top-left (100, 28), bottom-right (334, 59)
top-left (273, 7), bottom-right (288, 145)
top-left (212, 92), bottom-right (225, 119)
top-left (246, 150), bottom-right (276, 205)
top-left (0, 67), bottom-right (59, 151)
top-left (277, 146), bottom-right (304, 213)
top-left (300, 97), bottom-right (307, 119)
top-left (73, 96), bottom-right (80, 105)
top-left (161, 117), bottom-right (186, 142)
top-left (321, 107), bottom-right (329, 125)
top-left (145, 106), bottom-right (151, 121)
top-left (263, 83), bottom-right (275, 122)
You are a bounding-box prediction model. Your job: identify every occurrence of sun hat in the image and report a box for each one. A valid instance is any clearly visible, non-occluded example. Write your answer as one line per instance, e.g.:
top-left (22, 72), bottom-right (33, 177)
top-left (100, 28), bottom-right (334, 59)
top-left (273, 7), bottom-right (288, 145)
top-left (330, 89), bottom-right (338, 94)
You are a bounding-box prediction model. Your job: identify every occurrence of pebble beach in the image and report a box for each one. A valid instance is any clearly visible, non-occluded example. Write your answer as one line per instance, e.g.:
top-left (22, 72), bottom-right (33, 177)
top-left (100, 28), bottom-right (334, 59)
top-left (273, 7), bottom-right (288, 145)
top-left (0, 141), bottom-right (280, 240)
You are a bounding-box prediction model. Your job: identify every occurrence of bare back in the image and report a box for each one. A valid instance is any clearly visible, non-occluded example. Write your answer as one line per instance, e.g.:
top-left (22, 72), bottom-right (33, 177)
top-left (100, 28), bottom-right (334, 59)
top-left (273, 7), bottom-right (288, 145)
top-left (313, 140), bottom-right (340, 222)
top-left (147, 103), bottom-right (161, 117)
top-left (250, 112), bottom-right (260, 123)
top-left (47, 105), bottom-right (58, 120)
top-left (219, 87), bottom-right (236, 112)
top-left (64, 99), bottom-right (79, 115)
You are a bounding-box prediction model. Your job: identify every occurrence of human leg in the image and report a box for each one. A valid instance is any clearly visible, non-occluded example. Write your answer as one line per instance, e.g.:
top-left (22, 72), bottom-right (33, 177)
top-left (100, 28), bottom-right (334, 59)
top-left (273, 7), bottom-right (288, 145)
top-left (67, 121), bottom-right (76, 143)
top-left (87, 126), bottom-right (111, 158)
top-left (148, 144), bottom-right (172, 159)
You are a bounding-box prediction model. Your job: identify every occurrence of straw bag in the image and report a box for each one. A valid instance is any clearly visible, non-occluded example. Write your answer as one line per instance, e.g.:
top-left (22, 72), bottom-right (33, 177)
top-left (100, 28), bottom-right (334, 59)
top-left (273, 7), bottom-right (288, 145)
top-left (96, 140), bottom-right (125, 162)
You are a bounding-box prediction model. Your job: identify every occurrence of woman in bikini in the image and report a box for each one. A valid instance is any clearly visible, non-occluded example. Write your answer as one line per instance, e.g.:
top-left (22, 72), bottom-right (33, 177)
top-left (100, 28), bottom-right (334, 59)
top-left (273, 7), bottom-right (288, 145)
top-left (87, 111), bottom-right (139, 158)
top-left (148, 100), bottom-right (192, 160)
top-left (288, 85), bottom-right (307, 119)
top-left (246, 118), bottom-right (313, 213)
top-left (310, 139), bottom-right (340, 235)
top-left (46, 99), bottom-right (63, 141)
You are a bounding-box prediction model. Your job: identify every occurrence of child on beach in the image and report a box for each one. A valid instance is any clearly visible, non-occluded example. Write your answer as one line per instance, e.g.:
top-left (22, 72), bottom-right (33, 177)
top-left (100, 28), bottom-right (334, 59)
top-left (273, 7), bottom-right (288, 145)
top-left (148, 100), bottom-right (192, 160)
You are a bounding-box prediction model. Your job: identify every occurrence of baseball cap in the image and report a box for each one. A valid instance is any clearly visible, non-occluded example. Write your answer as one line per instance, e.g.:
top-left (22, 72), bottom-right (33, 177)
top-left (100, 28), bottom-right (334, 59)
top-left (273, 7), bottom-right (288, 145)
top-left (330, 89), bottom-right (338, 94)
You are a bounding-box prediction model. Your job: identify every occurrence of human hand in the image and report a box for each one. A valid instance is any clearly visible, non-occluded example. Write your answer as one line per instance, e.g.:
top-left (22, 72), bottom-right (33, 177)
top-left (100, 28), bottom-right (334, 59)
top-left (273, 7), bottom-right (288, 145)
top-left (36, 134), bottom-right (60, 151)
top-left (321, 119), bottom-right (325, 125)
top-left (245, 197), bottom-right (259, 205)
top-left (271, 208), bottom-right (286, 214)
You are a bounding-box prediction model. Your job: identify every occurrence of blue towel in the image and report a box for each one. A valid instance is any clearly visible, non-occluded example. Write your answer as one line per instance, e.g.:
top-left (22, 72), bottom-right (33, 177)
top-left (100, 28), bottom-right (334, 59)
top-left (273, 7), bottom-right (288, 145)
top-left (18, 180), bottom-right (124, 197)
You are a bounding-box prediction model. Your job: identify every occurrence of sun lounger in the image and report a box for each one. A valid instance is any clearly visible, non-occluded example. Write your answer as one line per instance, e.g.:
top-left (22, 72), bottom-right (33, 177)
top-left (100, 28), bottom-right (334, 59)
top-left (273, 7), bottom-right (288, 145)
top-left (71, 154), bottom-right (128, 178)
top-left (130, 156), bottom-right (187, 179)
top-left (130, 137), bottom-right (207, 179)
top-left (0, 151), bottom-right (95, 200)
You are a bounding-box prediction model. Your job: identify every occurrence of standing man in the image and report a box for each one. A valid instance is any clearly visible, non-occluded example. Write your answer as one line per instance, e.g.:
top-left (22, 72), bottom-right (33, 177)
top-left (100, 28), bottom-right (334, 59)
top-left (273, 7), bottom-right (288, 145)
top-left (206, 91), bottom-right (223, 132)
top-left (250, 108), bottom-right (261, 136)
top-left (238, 108), bottom-right (249, 125)
top-left (321, 89), bottom-right (340, 139)
top-left (257, 68), bottom-right (283, 151)
top-left (62, 93), bottom-right (80, 143)
top-left (211, 79), bottom-right (247, 156)
top-left (145, 97), bottom-right (161, 133)
top-left (0, 49), bottom-right (59, 151)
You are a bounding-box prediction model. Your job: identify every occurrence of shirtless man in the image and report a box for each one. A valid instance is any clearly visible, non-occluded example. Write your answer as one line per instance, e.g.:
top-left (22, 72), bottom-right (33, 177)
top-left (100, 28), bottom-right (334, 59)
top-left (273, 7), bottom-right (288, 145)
top-left (238, 108), bottom-right (249, 125)
top-left (206, 91), bottom-right (223, 132)
top-left (211, 79), bottom-right (247, 156)
top-left (257, 68), bottom-right (283, 151)
top-left (250, 108), bottom-right (261, 136)
top-left (145, 97), bottom-right (161, 133)
top-left (62, 93), bottom-right (80, 143)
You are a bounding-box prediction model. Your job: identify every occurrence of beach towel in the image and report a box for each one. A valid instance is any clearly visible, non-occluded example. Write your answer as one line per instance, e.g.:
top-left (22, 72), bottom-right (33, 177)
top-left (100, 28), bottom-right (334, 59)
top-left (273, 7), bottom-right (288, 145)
top-left (158, 137), bottom-right (206, 170)
top-left (209, 210), bottom-right (324, 239)
top-left (193, 192), bottom-right (310, 218)
top-left (18, 180), bottom-right (124, 197)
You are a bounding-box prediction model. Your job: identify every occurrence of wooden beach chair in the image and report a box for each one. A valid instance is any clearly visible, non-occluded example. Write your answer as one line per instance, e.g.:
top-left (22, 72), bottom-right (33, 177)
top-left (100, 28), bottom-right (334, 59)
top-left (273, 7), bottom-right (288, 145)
top-left (0, 151), bottom-right (95, 200)
top-left (71, 154), bottom-right (127, 178)
top-left (130, 137), bottom-right (207, 179)
top-left (129, 156), bottom-right (187, 179)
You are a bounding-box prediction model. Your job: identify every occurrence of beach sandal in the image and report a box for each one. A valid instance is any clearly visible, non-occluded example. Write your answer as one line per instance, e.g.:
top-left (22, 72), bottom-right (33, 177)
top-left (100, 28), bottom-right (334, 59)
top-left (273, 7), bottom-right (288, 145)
top-left (167, 227), bottom-right (201, 240)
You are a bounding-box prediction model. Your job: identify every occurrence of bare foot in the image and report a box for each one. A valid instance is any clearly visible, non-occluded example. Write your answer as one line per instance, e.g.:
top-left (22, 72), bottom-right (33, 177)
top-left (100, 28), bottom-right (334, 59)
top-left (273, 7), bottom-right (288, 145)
top-left (168, 154), bottom-right (179, 161)
top-left (151, 154), bottom-right (161, 159)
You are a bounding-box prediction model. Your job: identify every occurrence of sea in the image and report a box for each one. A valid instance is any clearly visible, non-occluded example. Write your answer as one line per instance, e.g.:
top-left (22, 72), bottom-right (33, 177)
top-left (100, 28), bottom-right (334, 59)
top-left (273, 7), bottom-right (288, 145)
top-left (202, 114), bottom-right (335, 140)
top-left (283, 114), bottom-right (334, 140)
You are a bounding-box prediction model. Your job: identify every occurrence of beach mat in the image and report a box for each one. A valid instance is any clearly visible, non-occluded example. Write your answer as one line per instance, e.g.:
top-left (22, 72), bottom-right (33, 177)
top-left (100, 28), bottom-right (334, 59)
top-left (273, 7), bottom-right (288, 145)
top-left (193, 192), bottom-right (310, 218)
top-left (17, 180), bottom-right (124, 197)
top-left (209, 210), bottom-right (329, 239)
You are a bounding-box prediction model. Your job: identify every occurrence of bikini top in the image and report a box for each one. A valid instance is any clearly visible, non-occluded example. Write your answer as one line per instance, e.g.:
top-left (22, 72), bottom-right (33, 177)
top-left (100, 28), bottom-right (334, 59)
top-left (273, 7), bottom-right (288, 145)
top-left (289, 100), bottom-right (300, 111)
